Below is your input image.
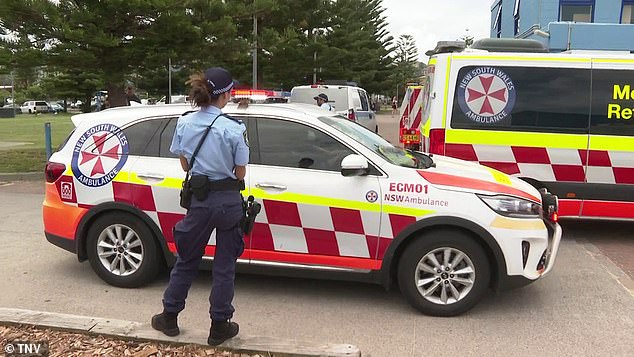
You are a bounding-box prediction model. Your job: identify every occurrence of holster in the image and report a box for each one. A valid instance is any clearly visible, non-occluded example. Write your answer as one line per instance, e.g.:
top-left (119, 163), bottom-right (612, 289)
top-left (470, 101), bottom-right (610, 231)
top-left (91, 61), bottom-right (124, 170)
top-left (240, 195), bottom-right (262, 234)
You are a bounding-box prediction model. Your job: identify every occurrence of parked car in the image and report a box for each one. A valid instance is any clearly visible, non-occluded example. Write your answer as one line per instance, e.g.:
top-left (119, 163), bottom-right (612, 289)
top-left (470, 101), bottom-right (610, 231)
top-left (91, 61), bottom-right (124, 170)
top-left (48, 102), bottom-right (64, 113)
top-left (290, 85), bottom-right (378, 133)
top-left (21, 101), bottom-right (50, 114)
top-left (2, 103), bottom-right (22, 113)
top-left (43, 103), bottom-right (561, 316)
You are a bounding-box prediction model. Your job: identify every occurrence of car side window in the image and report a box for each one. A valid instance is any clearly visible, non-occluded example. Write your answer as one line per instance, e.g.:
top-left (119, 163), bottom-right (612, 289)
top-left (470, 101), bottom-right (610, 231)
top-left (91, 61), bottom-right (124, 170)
top-left (591, 69), bottom-right (634, 136)
top-left (160, 118), bottom-right (179, 158)
top-left (255, 118), bottom-right (354, 172)
top-left (358, 90), bottom-right (369, 111)
top-left (122, 118), bottom-right (170, 157)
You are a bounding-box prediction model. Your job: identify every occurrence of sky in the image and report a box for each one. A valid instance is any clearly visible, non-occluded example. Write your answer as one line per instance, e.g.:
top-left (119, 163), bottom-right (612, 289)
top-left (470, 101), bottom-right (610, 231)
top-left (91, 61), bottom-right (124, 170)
top-left (381, 0), bottom-right (493, 61)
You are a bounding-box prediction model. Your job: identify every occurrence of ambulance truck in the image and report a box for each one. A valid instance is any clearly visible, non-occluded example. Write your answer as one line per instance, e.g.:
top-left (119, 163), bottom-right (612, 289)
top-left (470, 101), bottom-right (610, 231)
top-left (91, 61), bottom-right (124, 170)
top-left (410, 39), bottom-right (634, 220)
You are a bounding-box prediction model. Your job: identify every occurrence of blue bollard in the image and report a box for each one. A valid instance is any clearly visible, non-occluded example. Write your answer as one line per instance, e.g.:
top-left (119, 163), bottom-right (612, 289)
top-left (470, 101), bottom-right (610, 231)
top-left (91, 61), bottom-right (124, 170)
top-left (45, 122), bottom-right (52, 160)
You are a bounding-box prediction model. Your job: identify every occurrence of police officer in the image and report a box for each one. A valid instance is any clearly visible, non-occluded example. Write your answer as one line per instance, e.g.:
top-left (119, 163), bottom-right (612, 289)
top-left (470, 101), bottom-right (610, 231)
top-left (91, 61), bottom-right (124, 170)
top-left (151, 67), bottom-right (249, 346)
top-left (314, 93), bottom-right (334, 111)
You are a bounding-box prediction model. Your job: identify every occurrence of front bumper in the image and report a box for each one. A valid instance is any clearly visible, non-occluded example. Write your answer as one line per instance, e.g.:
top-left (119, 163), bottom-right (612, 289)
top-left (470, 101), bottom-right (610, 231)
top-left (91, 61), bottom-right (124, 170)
top-left (540, 219), bottom-right (562, 276)
top-left (496, 219), bottom-right (562, 290)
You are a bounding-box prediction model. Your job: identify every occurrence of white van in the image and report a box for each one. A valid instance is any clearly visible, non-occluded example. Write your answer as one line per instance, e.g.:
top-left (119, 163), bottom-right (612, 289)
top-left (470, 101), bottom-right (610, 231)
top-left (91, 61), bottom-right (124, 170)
top-left (416, 38), bottom-right (634, 220)
top-left (21, 101), bottom-right (50, 114)
top-left (290, 84), bottom-right (378, 133)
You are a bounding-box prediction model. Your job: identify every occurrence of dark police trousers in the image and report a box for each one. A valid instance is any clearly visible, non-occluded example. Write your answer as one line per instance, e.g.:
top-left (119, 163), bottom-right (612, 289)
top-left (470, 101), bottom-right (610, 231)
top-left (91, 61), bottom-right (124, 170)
top-left (162, 190), bottom-right (244, 321)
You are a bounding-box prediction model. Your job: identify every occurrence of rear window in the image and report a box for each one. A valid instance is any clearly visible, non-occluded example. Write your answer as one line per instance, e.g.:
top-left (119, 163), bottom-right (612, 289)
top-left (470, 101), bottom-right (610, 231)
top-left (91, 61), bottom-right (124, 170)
top-left (450, 66), bottom-right (591, 134)
top-left (291, 87), bottom-right (349, 111)
top-left (36, 101), bottom-right (48, 106)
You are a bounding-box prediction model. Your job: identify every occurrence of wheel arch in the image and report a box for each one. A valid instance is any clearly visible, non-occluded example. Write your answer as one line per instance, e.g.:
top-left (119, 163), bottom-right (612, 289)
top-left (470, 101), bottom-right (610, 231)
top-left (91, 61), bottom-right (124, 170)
top-left (74, 202), bottom-right (175, 266)
top-left (379, 216), bottom-right (507, 291)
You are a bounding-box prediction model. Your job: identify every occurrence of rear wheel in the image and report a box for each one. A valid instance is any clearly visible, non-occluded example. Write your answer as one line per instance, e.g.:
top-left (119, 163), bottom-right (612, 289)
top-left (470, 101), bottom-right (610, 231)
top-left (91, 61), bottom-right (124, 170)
top-left (86, 212), bottom-right (161, 288)
top-left (398, 229), bottom-right (490, 316)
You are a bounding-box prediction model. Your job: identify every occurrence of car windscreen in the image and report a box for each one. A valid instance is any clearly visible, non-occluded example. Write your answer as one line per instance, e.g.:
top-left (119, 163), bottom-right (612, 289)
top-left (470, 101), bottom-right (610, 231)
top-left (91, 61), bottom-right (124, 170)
top-left (291, 88), bottom-right (348, 112)
top-left (318, 116), bottom-right (417, 168)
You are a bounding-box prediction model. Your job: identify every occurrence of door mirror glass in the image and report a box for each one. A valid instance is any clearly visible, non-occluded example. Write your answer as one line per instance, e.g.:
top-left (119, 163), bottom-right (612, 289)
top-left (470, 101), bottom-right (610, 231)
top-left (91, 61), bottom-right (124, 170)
top-left (341, 154), bottom-right (369, 176)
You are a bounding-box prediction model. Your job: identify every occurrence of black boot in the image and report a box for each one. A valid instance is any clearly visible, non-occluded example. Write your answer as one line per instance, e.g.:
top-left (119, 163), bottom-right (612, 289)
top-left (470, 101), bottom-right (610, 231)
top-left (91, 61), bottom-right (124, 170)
top-left (151, 311), bottom-right (180, 337)
top-left (208, 320), bottom-right (239, 346)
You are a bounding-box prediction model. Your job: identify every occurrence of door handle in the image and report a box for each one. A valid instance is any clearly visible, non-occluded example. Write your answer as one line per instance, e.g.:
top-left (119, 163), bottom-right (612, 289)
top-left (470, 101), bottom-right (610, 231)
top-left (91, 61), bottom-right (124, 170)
top-left (255, 183), bottom-right (287, 190)
top-left (138, 173), bottom-right (165, 180)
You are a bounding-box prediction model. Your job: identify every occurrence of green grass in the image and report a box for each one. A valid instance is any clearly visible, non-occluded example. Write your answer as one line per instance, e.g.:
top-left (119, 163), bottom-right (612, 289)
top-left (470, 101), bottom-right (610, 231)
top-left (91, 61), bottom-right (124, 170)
top-left (0, 113), bottom-right (75, 172)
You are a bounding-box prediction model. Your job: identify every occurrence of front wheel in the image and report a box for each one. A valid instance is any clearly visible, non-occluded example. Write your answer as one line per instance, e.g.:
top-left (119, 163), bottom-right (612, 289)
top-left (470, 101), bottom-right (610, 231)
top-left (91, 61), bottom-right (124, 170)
top-left (86, 212), bottom-right (162, 288)
top-left (398, 229), bottom-right (490, 316)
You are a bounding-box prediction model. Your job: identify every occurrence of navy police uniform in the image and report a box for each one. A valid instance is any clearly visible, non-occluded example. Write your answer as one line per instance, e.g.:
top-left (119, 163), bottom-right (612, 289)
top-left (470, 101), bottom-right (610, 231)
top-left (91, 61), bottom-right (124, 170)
top-left (152, 67), bottom-right (248, 346)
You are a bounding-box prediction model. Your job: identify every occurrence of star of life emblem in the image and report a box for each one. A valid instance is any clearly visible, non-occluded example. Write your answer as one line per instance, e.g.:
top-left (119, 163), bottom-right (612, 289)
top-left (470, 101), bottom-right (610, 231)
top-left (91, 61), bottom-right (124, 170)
top-left (457, 67), bottom-right (516, 124)
top-left (71, 124), bottom-right (129, 187)
top-left (366, 190), bottom-right (378, 203)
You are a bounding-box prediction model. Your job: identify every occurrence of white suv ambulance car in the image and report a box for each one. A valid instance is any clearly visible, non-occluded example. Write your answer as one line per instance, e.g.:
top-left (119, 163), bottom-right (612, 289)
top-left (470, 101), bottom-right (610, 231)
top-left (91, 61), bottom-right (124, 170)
top-left (43, 103), bottom-right (561, 316)
top-left (416, 39), bottom-right (634, 220)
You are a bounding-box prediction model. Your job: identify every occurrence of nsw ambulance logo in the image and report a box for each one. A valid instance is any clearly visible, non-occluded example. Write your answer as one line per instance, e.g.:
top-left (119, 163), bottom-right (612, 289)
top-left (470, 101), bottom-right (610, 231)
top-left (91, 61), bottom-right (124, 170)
top-left (457, 67), bottom-right (516, 124)
top-left (71, 124), bottom-right (129, 187)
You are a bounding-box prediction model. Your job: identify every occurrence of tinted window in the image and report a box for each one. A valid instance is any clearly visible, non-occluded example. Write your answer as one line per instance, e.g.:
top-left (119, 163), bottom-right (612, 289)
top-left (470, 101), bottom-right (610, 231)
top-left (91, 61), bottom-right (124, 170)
top-left (36, 101), bottom-right (48, 106)
top-left (255, 119), bottom-right (353, 171)
top-left (451, 66), bottom-right (590, 133)
top-left (123, 119), bottom-right (169, 156)
top-left (159, 118), bottom-right (179, 158)
top-left (358, 90), bottom-right (369, 111)
top-left (591, 69), bottom-right (634, 136)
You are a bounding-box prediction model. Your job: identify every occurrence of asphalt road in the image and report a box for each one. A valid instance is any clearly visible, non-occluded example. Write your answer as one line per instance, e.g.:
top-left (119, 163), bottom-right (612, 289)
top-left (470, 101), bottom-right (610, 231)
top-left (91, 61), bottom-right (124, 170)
top-left (0, 180), bottom-right (633, 356)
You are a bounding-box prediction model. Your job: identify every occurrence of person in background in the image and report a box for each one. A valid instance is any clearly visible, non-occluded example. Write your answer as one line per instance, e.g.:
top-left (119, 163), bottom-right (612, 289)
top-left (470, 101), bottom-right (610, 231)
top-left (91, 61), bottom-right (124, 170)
top-left (391, 96), bottom-right (398, 117)
top-left (313, 93), bottom-right (334, 111)
top-left (125, 85), bottom-right (141, 105)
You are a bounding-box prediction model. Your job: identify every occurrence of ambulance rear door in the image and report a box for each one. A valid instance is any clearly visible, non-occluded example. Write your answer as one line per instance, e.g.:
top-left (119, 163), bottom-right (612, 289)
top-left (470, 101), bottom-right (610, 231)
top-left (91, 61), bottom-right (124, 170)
top-left (443, 55), bottom-right (592, 217)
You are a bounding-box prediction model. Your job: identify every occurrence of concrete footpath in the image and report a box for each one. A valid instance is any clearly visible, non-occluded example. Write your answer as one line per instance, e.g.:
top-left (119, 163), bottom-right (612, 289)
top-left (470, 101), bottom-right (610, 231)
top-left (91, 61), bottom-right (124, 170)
top-left (0, 308), bottom-right (360, 357)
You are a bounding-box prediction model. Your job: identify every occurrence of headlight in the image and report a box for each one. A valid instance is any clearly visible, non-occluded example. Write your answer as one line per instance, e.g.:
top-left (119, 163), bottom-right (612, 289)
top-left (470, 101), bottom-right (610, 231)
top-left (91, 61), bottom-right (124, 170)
top-left (478, 195), bottom-right (541, 218)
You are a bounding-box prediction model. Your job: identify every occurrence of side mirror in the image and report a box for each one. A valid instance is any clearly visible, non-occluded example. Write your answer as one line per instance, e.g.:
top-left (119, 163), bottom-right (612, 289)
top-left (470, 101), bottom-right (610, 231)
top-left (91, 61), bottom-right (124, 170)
top-left (341, 154), bottom-right (369, 177)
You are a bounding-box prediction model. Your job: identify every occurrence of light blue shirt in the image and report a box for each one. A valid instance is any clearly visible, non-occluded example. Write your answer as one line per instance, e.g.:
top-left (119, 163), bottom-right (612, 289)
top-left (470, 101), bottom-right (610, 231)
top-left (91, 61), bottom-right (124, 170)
top-left (170, 106), bottom-right (249, 180)
top-left (320, 103), bottom-right (334, 111)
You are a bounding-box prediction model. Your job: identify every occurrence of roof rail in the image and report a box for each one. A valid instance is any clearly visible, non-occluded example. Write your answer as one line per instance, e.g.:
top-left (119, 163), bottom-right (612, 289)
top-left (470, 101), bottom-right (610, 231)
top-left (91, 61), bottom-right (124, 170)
top-left (425, 41), bottom-right (466, 57)
top-left (471, 38), bottom-right (548, 53)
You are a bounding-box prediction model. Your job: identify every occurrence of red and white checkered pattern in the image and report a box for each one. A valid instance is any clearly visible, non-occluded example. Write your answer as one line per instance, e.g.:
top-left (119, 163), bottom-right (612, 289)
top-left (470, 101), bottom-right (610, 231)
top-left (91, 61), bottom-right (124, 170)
top-left (445, 144), bottom-right (634, 184)
top-left (249, 199), bottom-right (417, 260)
top-left (65, 179), bottom-right (419, 262)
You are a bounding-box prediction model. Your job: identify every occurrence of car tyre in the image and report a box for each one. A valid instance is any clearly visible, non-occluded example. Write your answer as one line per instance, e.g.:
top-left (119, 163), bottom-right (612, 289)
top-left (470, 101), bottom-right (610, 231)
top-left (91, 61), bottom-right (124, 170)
top-left (86, 212), bottom-right (161, 288)
top-left (398, 229), bottom-right (490, 316)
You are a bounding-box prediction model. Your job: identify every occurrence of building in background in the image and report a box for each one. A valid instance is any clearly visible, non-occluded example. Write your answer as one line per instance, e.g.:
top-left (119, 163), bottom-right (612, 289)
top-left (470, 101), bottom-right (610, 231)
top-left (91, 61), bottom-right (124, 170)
top-left (491, 0), bottom-right (634, 51)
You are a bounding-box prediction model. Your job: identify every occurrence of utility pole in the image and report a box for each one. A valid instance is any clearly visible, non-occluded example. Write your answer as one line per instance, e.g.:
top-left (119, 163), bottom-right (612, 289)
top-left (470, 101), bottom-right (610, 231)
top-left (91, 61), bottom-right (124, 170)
top-left (10, 72), bottom-right (15, 116)
top-left (313, 30), bottom-right (317, 84)
top-left (253, 15), bottom-right (258, 90)
top-left (168, 58), bottom-right (172, 104)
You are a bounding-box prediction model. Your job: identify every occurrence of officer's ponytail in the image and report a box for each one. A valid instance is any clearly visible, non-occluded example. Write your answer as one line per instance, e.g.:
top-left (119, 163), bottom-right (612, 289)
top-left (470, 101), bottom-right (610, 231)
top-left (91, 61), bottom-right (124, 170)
top-left (186, 73), bottom-right (221, 108)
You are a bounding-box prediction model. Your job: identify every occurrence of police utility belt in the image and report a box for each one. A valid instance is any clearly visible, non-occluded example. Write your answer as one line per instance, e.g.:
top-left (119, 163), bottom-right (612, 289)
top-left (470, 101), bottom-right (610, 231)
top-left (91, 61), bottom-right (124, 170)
top-left (186, 176), bottom-right (245, 200)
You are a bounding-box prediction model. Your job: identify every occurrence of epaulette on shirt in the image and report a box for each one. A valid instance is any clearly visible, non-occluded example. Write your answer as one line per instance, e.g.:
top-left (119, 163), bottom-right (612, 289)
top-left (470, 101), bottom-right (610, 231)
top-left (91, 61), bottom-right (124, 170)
top-left (180, 110), bottom-right (243, 125)
top-left (222, 113), bottom-right (244, 125)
